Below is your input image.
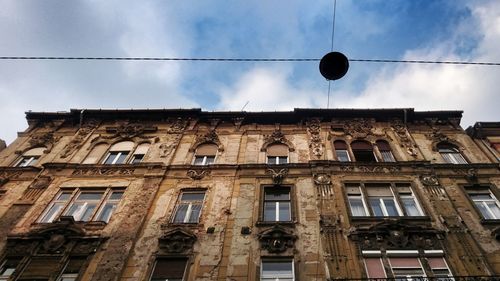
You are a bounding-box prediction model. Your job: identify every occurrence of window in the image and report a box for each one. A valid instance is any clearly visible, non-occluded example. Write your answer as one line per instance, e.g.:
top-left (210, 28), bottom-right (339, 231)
top-left (193, 143), bottom-right (217, 165)
top-left (467, 187), bottom-right (500, 220)
top-left (173, 191), bottom-right (205, 223)
top-left (364, 254), bottom-right (452, 280)
top-left (351, 141), bottom-right (376, 162)
top-left (103, 141), bottom-right (134, 164)
top-left (18, 256), bottom-right (60, 280)
top-left (346, 183), bottom-right (424, 217)
top-left (437, 142), bottom-right (467, 164)
top-left (261, 259), bottom-right (294, 281)
top-left (129, 143), bottom-right (149, 164)
top-left (14, 147), bottom-right (45, 167)
top-left (57, 257), bottom-right (86, 281)
top-left (150, 257), bottom-right (188, 281)
top-left (263, 186), bottom-right (291, 222)
top-left (376, 140), bottom-right (396, 162)
top-left (0, 258), bottom-right (20, 281)
top-left (266, 144), bottom-right (289, 165)
top-left (334, 140), bottom-right (350, 162)
top-left (82, 143), bottom-right (108, 164)
top-left (39, 188), bottom-right (124, 223)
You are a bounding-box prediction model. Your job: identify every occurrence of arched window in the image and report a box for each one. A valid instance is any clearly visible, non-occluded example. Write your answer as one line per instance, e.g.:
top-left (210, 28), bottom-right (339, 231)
top-left (266, 144), bottom-right (289, 165)
top-left (130, 143), bottom-right (150, 164)
top-left (103, 141), bottom-right (134, 164)
top-left (193, 143), bottom-right (217, 165)
top-left (351, 141), bottom-right (376, 162)
top-left (83, 143), bottom-right (108, 164)
top-left (376, 140), bottom-right (396, 162)
top-left (437, 142), bottom-right (467, 164)
top-left (334, 140), bottom-right (350, 162)
top-left (14, 147), bottom-right (45, 167)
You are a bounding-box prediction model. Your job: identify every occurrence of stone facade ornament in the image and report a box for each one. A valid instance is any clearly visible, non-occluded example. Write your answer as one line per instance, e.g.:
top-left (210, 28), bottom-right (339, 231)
top-left (159, 135), bottom-right (182, 158)
top-left (391, 120), bottom-right (418, 157)
top-left (167, 117), bottom-right (188, 133)
top-left (307, 119), bottom-right (324, 158)
top-left (158, 228), bottom-right (196, 254)
top-left (104, 122), bottom-right (157, 140)
top-left (340, 165), bottom-right (400, 173)
top-left (191, 130), bottom-right (223, 152)
top-left (350, 219), bottom-right (443, 251)
top-left (465, 168), bottom-right (478, 183)
top-left (343, 119), bottom-right (373, 138)
top-left (72, 167), bottom-right (134, 176)
top-left (28, 131), bottom-right (61, 153)
top-left (428, 128), bottom-right (449, 145)
top-left (187, 169), bottom-right (211, 180)
top-left (261, 129), bottom-right (294, 152)
top-left (420, 175), bottom-right (440, 186)
top-left (258, 225), bottom-right (297, 253)
top-left (232, 117), bottom-right (245, 130)
top-left (60, 119), bottom-right (99, 158)
top-left (313, 173), bottom-right (331, 185)
top-left (266, 168), bottom-right (288, 185)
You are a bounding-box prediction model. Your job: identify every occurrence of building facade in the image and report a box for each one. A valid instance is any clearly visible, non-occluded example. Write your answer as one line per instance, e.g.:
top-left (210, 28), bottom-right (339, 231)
top-left (0, 108), bottom-right (498, 281)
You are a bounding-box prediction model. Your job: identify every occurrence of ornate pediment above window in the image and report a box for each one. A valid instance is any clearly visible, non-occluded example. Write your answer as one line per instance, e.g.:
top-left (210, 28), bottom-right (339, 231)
top-left (104, 122), bottom-right (157, 140)
top-left (6, 219), bottom-right (103, 256)
top-left (342, 118), bottom-right (374, 139)
top-left (158, 228), bottom-right (197, 255)
top-left (349, 219), bottom-right (444, 251)
top-left (266, 168), bottom-right (288, 185)
top-left (60, 119), bottom-right (100, 158)
top-left (190, 130), bottom-right (224, 152)
top-left (261, 129), bottom-right (294, 152)
top-left (167, 117), bottom-right (189, 133)
top-left (307, 118), bottom-right (324, 158)
top-left (258, 224), bottom-right (297, 253)
top-left (24, 131), bottom-right (61, 154)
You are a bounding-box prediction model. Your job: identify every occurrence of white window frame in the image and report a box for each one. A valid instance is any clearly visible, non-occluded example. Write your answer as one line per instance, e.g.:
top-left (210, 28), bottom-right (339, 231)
top-left (347, 186), bottom-right (369, 217)
top-left (193, 155), bottom-right (216, 166)
top-left (439, 147), bottom-right (467, 164)
top-left (103, 151), bottom-right (130, 164)
top-left (172, 191), bottom-right (206, 224)
top-left (15, 156), bottom-right (39, 167)
top-left (260, 259), bottom-right (295, 281)
top-left (263, 187), bottom-right (292, 222)
top-left (267, 156), bottom-right (288, 165)
top-left (128, 153), bottom-right (144, 164)
top-left (38, 188), bottom-right (124, 223)
top-left (336, 149), bottom-right (351, 162)
top-left (469, 190), bottom-right (500, 220)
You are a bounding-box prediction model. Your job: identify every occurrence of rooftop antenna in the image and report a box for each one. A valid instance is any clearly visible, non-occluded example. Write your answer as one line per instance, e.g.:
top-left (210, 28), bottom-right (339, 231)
top-left (241, 101), bottom-right (249, 111)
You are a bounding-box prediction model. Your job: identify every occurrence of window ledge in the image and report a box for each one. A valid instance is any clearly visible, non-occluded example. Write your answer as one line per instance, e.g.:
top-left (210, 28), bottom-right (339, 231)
top-left (256, 221), bottom-right (296, 227)
top-left (32, 220), bottom-right (107, 230)
top-left (162, 222), bottom-right (204, 229)
top-left (350, 216), bottom-right (431, 223)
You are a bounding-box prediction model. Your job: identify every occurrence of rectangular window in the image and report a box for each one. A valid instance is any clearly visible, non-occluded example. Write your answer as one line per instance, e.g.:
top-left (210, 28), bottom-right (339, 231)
top-left (103, 151), bottom-right (129, 164)
top-left (389, 257), bottom-right (425, 281)
top-left (263, 187), bottom-right (291, 222)
top-left (129, 154), bottom-right (144, 164)
top-left (15, 156), bottom-right (39, 167)
top-left (261, 259), bottom-right (294, 281)
top-left (380, 151), bottom-right (396, 162)
top-left (18, 256), bottom-right (60, 280)
top-left (0, 258), bottom-right (21, 281)
top-left (173, 191), bottom-right (205, 223)
top-left (150, 257), bottom-right (188, 281)
top-left (467, 187), bottom-right (500, 220)
top-left (39, 188), bottom-right (124, 223)
top-left (193, 155), bottom-right (215, 165)
top-left (427, 257), bottom-right (452, 280)
top-left (336, 150), bottom-right (351, 162)
top-left (346, 183), bottom-right (424, 217)
top-left (57, 257), bottom-right (86, 281)
top-left (267, 156), bottom-right (288, 165)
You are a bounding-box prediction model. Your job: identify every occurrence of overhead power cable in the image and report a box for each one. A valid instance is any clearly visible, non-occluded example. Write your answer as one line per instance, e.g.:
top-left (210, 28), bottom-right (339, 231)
top-left (1, 56), bottom-right (499, 66)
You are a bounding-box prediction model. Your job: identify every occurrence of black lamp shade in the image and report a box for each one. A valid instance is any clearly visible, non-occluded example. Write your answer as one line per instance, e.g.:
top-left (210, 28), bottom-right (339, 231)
top-left (319, 52), bottom-right (349, 80)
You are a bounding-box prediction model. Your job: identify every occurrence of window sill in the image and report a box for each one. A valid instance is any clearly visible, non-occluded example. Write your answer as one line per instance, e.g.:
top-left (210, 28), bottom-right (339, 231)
top-left (162, 222), bottom-right (203, 229)
top-left (480, 219), bottom-right (500, 225)
top-left (256, 221), bottom-right (296, 227)
top-left (33, 219), bottom-right (107, 230)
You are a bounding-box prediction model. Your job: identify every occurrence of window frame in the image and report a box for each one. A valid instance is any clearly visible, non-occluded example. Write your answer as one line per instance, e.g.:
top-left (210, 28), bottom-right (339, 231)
top-left (103, 151), bottom-right (129, 165)
top-left (266, 156), bottom-right (289, 165)
top-left (464, 185), bottom-right (500, 221)
top-left (171, 190), bottom-right (206, 224)
top-left (260, 185), bottom-right (295, 224)
top-left (344, 182), bottom-right (425, 218)
top-left (350, 141), bottom-right (377, 162)
top-left (260, 258), bottom-right (295, 281)
top-left (38, 187), bottom-right (125, 224)
top-left (14, 156), bottom-right (40, 167)
top-left (437, 143), bottom-right (468, 164)
top-left (193, 155), bottom-right (216, 166)
top-left (149, 256), bottom-right (189, 281)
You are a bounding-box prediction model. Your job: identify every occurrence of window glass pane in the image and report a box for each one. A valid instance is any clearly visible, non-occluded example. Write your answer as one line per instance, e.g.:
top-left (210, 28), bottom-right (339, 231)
top-left (109, 191), bottom-right (124, 200)
top-left (267, 156), bottom-right (277, 164)
top-left (382, 198), bottom-right (399, 216)
top-left (486, 202), bottom-right (500, 219)
top-left (349, 197), bottom-right (367, 216)
top-left (181, 192), bottom-right (205, 201)
top-left (151, 258), bottom-right (187, 280)
top-left (104, 152), bottom-right (118, 164)
top-left (40, 202), bottom-right (65, 223)
top-left (402, 197), bottom-right (423, 216)
top-left (381, 151), bottom-right (396, 162)
top-left (336, 150), bottom-right (350, 162)
top-left (193, 156), bottom-right (205, 165)
top-left (264, 202), bottom-right (276, 221)
top-left (188, 204), bottom-right (202, 223)
top-left (264, 190), bottom-right (290, 200)
top-left (57, 192), bottom-right (72, 201)
top-left (278, 202), bottom-right (291, 221)
top-left (205, 156), bottom-right (215, 164)
top-left (262, 260), bottom-right (293, 279)
top-left (369, 199), bottom-right (384, 216)
top-left (278, 157), bottom-right (288, 164)
top-left (96, 203), bottom-right (117, 222)
top-left (173, 204), bottom-right (189, 223)
top-left (130, 154), bottom-right (144, 164)
top-left (77, 192), bottom-right (104, 201)
top-left (80, 204), bottom-right (97, 221)
top-left (115, 152), bottom-right (128, 164)
top-left (470, 194), bottom-right (493, 200)
top-left (474, 202), bottom-right (494, 219)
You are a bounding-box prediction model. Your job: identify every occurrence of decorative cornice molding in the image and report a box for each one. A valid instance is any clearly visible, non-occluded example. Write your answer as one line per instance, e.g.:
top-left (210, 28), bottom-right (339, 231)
top-left (261, 129), bottom-right (294, 152)
top-left (258, 224), bottom-right (297, 253)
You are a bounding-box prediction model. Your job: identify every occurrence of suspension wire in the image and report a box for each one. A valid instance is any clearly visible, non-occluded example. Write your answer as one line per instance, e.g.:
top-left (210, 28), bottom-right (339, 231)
top-left (0, 56), bottom-right (499, 65)
top-left (327, 0), bottom-right (337, 109)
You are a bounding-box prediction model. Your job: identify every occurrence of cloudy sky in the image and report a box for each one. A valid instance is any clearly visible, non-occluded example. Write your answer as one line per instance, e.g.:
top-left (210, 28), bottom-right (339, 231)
top-left (0, 0), bottom-right (499, 143)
